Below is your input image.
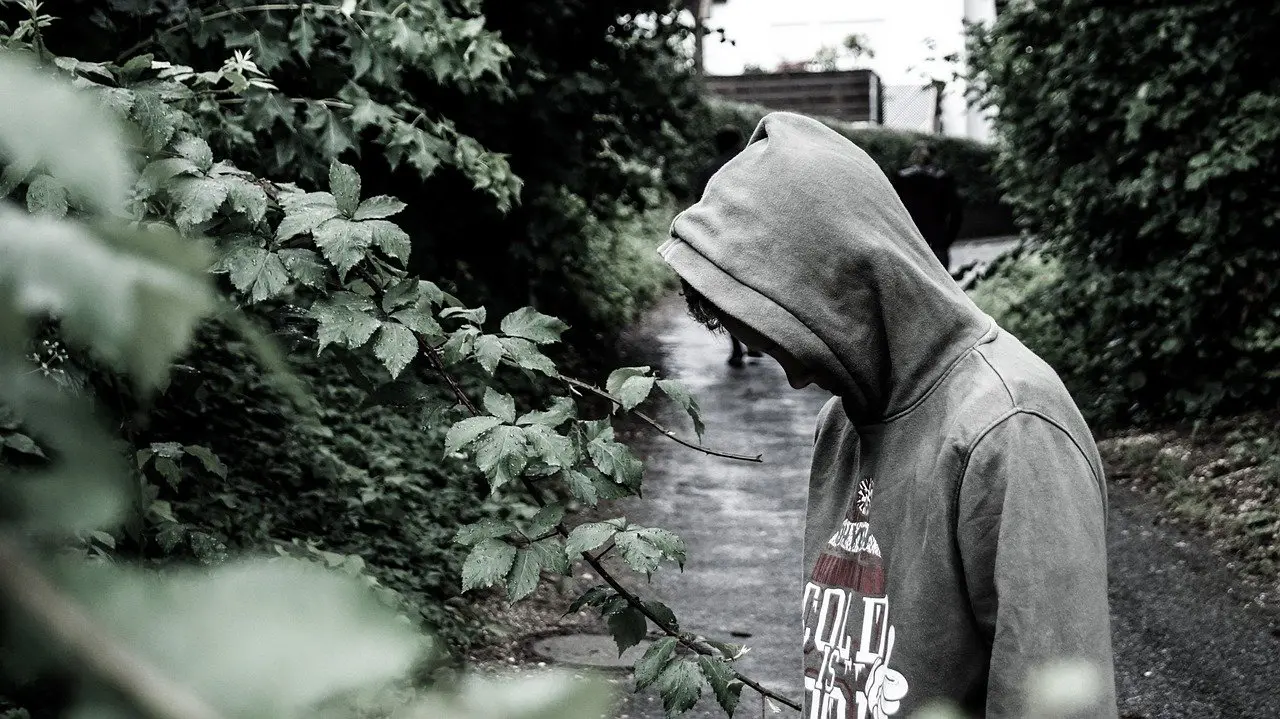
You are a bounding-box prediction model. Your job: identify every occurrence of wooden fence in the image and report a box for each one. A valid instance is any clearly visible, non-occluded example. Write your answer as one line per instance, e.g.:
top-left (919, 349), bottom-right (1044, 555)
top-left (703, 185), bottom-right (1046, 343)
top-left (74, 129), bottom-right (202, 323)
top-left (703, 69), bottom-right (884, 124)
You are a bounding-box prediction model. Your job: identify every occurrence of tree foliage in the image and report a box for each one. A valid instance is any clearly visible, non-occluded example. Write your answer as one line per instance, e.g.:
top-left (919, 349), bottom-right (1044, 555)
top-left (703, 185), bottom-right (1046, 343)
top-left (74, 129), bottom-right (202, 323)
top-left (30, 0), bottom-right (697, 341)
top-left (967, 1), bottom-right (1280, 425)
top-left (0, 3), bottom-right (786, 716)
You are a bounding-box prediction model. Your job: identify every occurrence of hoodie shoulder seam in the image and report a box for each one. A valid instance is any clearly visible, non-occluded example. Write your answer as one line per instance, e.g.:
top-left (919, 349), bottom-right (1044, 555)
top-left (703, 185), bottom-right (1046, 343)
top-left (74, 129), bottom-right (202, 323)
top-left (876, 320), bottom-right (999, 425)
top-left (974, 342), bottom-right (1016, 408)
top-left (954, 409), bottom-right (1105, 526)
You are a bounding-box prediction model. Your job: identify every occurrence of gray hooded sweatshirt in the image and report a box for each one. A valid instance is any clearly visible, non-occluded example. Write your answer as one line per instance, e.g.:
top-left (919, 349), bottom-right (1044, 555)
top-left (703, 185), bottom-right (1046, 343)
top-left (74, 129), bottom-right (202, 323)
top-left (658, 112), bottom-right (1116, 718)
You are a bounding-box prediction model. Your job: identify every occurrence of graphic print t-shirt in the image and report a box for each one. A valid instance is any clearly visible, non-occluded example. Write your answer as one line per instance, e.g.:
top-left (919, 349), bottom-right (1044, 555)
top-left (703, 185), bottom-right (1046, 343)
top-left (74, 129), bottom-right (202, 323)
top-left (802, 477), bottom-right (908, 719)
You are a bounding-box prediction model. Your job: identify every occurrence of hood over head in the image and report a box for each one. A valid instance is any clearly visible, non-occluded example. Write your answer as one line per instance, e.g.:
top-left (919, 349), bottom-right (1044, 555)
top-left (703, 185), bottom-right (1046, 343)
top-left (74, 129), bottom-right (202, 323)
top-left (659, 112), bottom-right (994, 425)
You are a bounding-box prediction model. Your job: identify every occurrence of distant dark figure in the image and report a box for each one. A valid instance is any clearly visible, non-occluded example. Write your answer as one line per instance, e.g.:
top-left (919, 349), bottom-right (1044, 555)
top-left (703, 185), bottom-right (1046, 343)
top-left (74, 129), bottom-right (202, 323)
top-left (892, 142), bottom-right (964, 271)
top-left (696, 126), bottom-right (761, 367)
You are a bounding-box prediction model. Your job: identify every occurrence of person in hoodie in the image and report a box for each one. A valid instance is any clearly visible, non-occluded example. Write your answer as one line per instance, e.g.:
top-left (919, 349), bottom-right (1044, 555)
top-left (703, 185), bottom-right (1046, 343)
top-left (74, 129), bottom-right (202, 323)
top-left (695, 124), bottom-right (763, 367)
top-left (890, 141), bottom-right (964, 270)
top-left (659, 112), bottom-right (1117, 719)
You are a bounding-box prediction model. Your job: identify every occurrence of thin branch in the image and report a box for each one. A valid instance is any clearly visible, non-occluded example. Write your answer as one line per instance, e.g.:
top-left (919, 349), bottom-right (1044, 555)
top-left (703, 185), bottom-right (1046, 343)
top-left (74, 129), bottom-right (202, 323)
top-left (419, 339), bottom-right (478, 415)
top-left (593, 541), bottom-right (616, 562)
top-left (425, 358), bottom-right (798, 712)
top-left (579, 539), bottom-right (801, 712)
top-left (0, 535), bottom-right (228, 719)
top-left (560, 376), bottom-right (762, 463)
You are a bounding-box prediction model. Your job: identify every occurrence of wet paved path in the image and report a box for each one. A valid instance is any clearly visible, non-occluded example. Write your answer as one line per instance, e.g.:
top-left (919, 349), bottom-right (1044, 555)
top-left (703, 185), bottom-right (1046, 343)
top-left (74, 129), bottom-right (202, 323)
top-left (604, 240), bottom-right (1280, 718)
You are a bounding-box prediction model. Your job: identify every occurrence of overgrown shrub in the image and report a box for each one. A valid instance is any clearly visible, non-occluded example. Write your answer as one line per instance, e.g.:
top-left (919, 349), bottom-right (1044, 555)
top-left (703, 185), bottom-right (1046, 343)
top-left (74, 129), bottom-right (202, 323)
top-left (672, 99), bottom-right (1012, 237)
top-left (31, 0), bottom-right (697, 344)
top-left (132, 321), bottom-right (496, 650)
top-left (968, 1), bottom-right (1280, 426)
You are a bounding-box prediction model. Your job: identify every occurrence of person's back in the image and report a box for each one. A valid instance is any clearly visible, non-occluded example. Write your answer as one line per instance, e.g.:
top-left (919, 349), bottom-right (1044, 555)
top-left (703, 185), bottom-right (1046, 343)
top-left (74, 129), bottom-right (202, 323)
top-left (893, 144), bottom-right (963, 270)
top-left (660, 112), bottom-right (1117, 718)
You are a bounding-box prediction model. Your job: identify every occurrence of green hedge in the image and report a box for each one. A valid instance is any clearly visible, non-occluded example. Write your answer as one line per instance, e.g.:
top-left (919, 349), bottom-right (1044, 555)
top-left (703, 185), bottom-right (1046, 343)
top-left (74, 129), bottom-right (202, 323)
top-left (969, 1), bottom-right (1280, 426)
top-left (131, 321), bottom-right (502, 651)
top-left (672, 98), bottom-right (1012, 237)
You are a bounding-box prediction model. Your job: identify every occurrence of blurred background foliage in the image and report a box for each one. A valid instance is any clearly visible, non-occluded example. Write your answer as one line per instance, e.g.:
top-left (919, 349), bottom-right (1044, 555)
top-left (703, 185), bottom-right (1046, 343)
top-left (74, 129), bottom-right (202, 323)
top-left (966, 0), bottom-right (1280, 427)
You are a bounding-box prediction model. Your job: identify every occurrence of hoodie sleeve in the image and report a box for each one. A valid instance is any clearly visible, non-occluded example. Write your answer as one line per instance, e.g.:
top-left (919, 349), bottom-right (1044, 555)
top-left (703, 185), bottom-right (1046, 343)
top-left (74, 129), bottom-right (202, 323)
top-left (957, 410), bottom-right (1117, 719)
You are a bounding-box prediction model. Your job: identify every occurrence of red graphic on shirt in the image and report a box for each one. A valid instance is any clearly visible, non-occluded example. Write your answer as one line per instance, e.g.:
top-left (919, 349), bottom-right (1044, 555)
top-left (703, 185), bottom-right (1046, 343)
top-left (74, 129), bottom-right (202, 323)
top-left (803, 477), bottom-right (909, 719)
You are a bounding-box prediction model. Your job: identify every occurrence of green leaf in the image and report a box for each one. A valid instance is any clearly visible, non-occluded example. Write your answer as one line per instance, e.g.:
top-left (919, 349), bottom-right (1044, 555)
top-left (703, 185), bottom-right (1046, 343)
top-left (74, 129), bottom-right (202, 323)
top-left (0, 157), bottom-right (35, 197)
top-left (374, 322), bottom-right (418, 378)
top-left (390, 308), bottom-right (443, 340)
top-left (616, 375), bottom-right (656, 412)
top-left (311, 294), bottom-right (380, 353)
top-left (634, 636), bottom-right (678, 691)
top-left (606, 366), bottom-right (651, 398)
top-left (89, 530), bottom-right (116, 549)
top-left (136, 157), bottom-right (199, 198)
top-left (507, 548), bottom-right (541, 602)
top-left (215, 242), bottom-right (290, 303)
top-left (657, 659), bottom-right (703, 716)
top-left (368, 219), bottom-right (412, 261)
top-left (565, 521), bottom-right (619, 558)
top-left (518, 396), bottom-right (577, 428)
top-left (25, 174), bottom-right (68, 218)
top-left (276, 194), bottom-right (341, 240)
top-left (354, 195), bottom-right (407, 220)
top-left (441, 326), bottom-right (480, 365)
top-left (525, 504), bottom-right (565, 540)
top-left (607, 606), bottom-right (648, 657)
top-left (444, 415), bottom-right (503, 455)
top-left (454, 517), bottom-right (516, 546)
top-left (2, 432), bottom-right (46, 458)
top-left (48, 558), bottom-right (421, 717)
top-left (562, 469), bottom-right (598, 506)
top-left (441, 306), bottom-right (487, 325)
top-left (329, 160), bottom-right (361, 216)
top-left (698, 656), bottom-right (743, 716)
top-left (499, 336), bottom-right (559, 376)
top-left (643, 600), bottom-right (679, 632)
top-left (184, 444), bottom-right (227, 478)
top-left (473, 334), bottom-right (504, 375)
top-left (473, 425), bottom-right (529, 492)
top-left (531, 537), bottom-right (571, 576)
top-left (277, 248), bottom-right (328, 288)
top-left (500, 307), bottom-right (569, 344)
top-left (313, 218), bottom-right (373, 278)
top-left (483, 388), bottom-right (517, 423)
top-left (156, 522), bottom-right (186, 552)
top-left (289, 13), bottom-right (318, 59)
top-left (588, 437), bottom-right (643, 488)
top-left (704, 640), bottom-right (748, 660)
top-left (0, 52), bottom-right (133, 213)
top-left (657, 379), bottom-right (705, 440)
top-left (173, 135), bottom-right (214, 173)
top-left (461, 537), bottom-right (517, 592)
top-left (153, 456), bottom-right (182, 489)
top-left (224, 178), bottom-right (268, 224)
top-left (522, 424), bottom-right (575, 471)
top-left (614, 527), bottom-right (686, 574)
top-left (566, 585), bottom-right (614, 615)
top-left (170, 176), bottom-right (229, 231)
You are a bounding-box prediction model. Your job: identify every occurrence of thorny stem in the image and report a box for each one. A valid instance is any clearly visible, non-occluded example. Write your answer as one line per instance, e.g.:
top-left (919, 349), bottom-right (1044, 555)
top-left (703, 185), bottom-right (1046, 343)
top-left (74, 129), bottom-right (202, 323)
top-left (560, 376), bottom-right (763, 463)
top-left (427, 355), bottom-right (799, 713)
top-left (0, 535), bottom-right (228, 719)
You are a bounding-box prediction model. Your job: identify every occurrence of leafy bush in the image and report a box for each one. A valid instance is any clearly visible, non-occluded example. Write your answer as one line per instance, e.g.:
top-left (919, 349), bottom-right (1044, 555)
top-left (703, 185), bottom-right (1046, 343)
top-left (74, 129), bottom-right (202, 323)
top-left (0, 8), bottom-right (789, 716)
top-left (968, 1), bottom-right (1280, 426)
top-left (673, 98), bottom-right (1012, 236)
top-left (34, 0), bottom-right (697, 343)
top-left (130, 323), bottom-right (496, 650)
